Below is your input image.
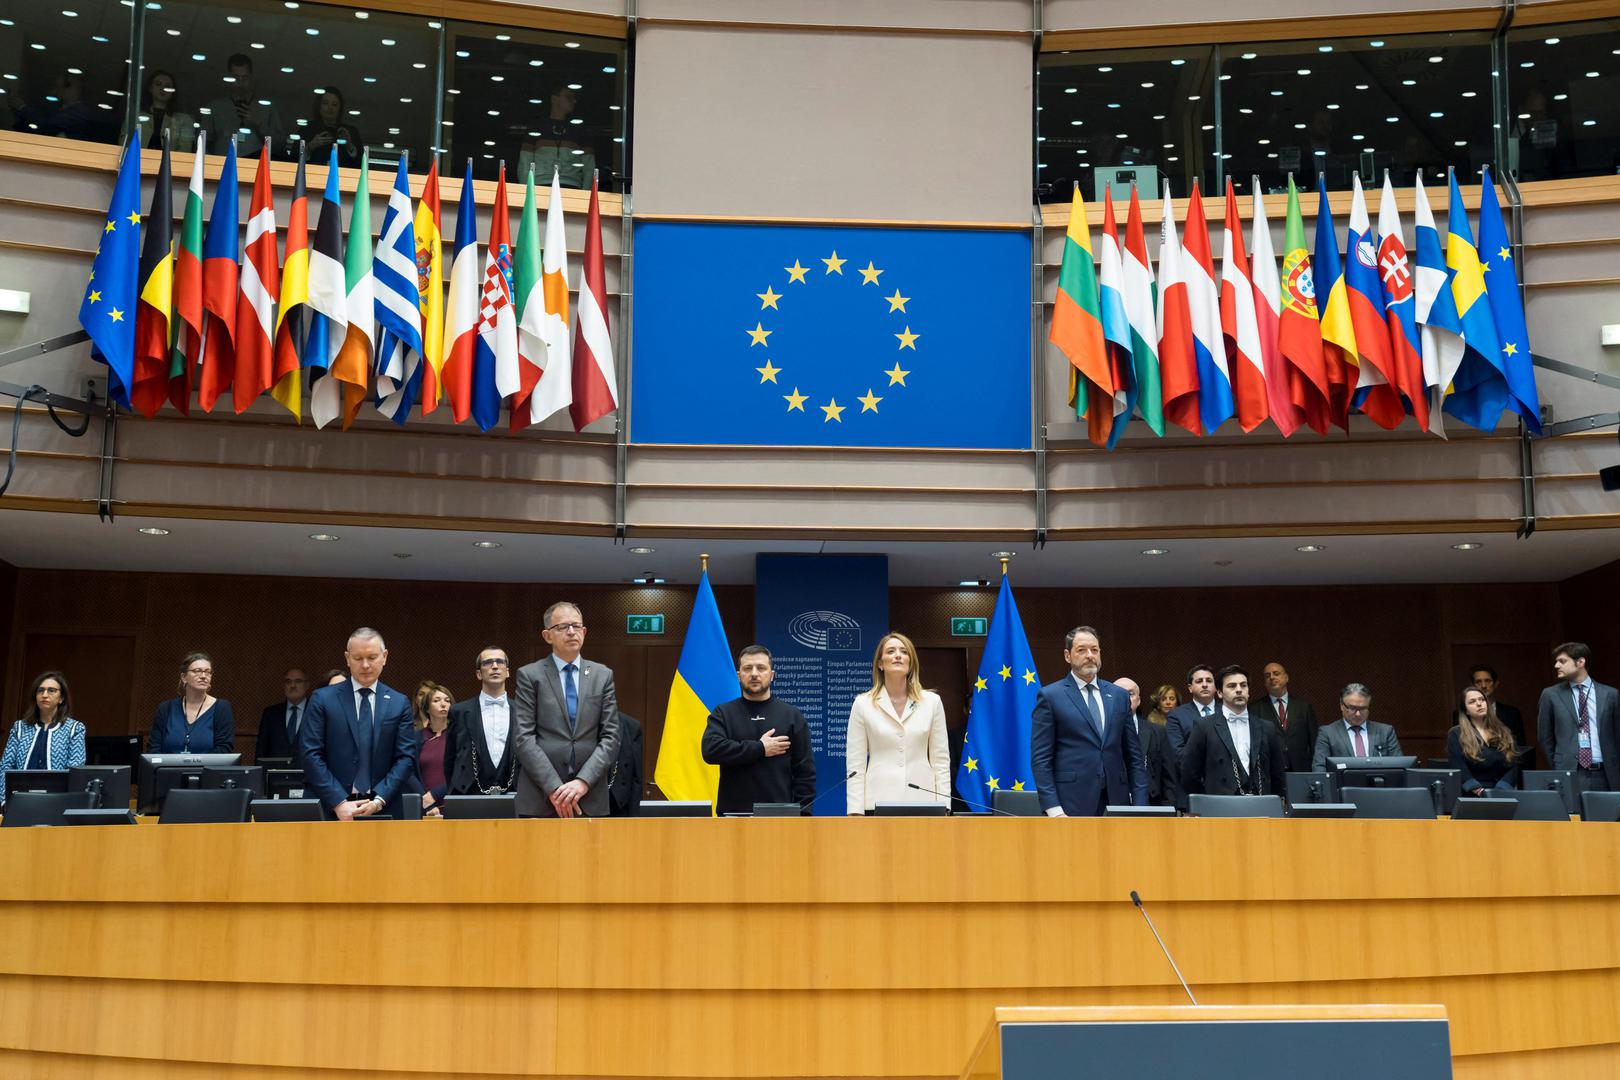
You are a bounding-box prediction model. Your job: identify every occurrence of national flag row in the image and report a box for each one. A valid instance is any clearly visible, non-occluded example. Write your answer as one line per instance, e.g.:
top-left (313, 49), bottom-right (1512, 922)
top-left (78, 133), bottom-right (619, 432)
top-left (1052, 168), bottom-right (1540, 447)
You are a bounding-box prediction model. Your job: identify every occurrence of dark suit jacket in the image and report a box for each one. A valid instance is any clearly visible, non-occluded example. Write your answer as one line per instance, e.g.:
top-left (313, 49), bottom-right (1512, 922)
top-left (1136, 716), bottom-right (1183, 809)
top-left (1031, 676), bottom-right (1148, 816)
top-left (1165, 700), bottom-right (1217, 757)
top-left (1250, 693), bottom-right (1319, 773)
top-left (446, 697), bottom-right (517, 796)
top-left (1494, 701), bottom-right (1527, 748)
top-left (298, 679), bottom-right (418, 817)
top-left (1538, 679), bottom-right (1620, 789)
top-left (1180, 712), bottom-right (1287, 797)
top-left (1311, 719), bottom-right (1403, 769)
top-left (609, 713), bottom-right (643, 816)
top-left (512, 654), bottom-right (620, 817)
top-left (256, 700), bottom-right (306, 763)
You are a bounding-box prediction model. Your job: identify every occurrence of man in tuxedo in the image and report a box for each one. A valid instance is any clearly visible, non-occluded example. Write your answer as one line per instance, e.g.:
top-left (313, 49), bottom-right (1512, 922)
top-left (609, 713), bottom-right (643, 816)
top-left (446, 646), bottom-right (517, 799)
top-left (1180, 665), bottom-right (1287, 798)
top-left (256, 667), bottom-right (309, 764)
top-left (1538, 642), bottom-right (1620, 795)
top-left (1250, 661), bottom-right (1319, 773)
top-left (1311, 683), bottom-right (1404, 769)
top-left (512, 602), bottom-right (621, 818)
top-left (1471, 663), bottom-right (1528, 750)
top-left (1165, 664), bottom-right (1219, 756)
top-left (1114, 676), bottom-right (1181, 809)
top-left (299, 629), bottom-right (418, 820)
top-left (1031, 626), bottom-right (1148, 817)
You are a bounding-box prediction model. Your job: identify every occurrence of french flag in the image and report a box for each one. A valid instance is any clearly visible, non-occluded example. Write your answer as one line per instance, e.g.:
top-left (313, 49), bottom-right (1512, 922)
top-left (1182, 181), bottom-right (1233, 434)
top-left (440, 161), bottom-right (481, 426)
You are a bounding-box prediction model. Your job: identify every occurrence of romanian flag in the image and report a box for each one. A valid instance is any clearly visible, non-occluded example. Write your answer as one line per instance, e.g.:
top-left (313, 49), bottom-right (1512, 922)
top-left (1279, 177), bottom-right (1331, 434)
top-left (413, 159), bottom-right (444, 415)
top-left (1050, 184), bottom-right (1112, 445)
top-left (168, 133), bottom-right (206, 415)
top-left (1156, 184), bottom-right (1201, 435)
top-left (331, 150), bottom-right (375, 429)
top-left (653, 569), bottom-right (740, 807)
top-left (570, 173), bottom-right (619, 431)
top-left (1477, 167), bottom-right (1542, 433)
top-left (508, 167), bottom-right (547, 430)
top-left (1121, 188), bottom-right (1163, 437)
top-left (271, 146), bottom-right (310, 419)
top-left (233, 143), bottom-right (278, 414)
top-left (1343, 175), bottom-right (1406, 429)
top-left (197, 138), bottom-right (239, 413)
top-left (1442, 170), bottom-right (1509, 432)
top-left (441, 160), bottom-right (480, 425)
top-left (131, 137), bottom-right (175, 419)
top-left (1248, 178), bottom-right (1295, 436)
top-left (1313, 178), bottom-right (1357, 430)
top-left (1219, 179), bottom-right (1268, 432)
top-left (1183, 182), bottom-right (1232, 434)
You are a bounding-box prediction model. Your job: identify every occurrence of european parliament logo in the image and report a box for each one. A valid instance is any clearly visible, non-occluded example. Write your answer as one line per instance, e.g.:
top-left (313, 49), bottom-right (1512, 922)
top-left (630, 222), bottom-right (1032, 449)
top-left (788, 611), bottom-right (861, 652)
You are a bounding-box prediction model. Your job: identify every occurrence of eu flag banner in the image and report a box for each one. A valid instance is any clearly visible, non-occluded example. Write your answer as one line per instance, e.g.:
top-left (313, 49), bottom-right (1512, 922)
top-left (955, 575), bottom-right (1038, 811)
top-left (631, 222), bottom-right (1032, 449)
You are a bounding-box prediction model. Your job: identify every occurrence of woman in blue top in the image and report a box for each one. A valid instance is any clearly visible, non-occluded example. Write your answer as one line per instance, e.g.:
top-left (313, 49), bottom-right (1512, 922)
top-left (148, 652), bottom-right (235, 754)
top-left (0, 671), bottom-right (88, 802)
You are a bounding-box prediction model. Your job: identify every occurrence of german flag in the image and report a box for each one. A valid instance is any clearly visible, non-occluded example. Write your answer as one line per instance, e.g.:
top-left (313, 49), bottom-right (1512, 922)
top-left (130, 137), bottom-right (174, 418)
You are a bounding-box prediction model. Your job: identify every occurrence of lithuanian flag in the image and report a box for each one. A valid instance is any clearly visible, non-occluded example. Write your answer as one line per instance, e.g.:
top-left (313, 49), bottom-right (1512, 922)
top-left (1050, 184), bottom-right (1113, 446)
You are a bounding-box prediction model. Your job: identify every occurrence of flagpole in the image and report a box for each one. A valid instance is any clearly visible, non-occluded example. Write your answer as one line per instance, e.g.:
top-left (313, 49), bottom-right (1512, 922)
top-left (700, 552), bottom-right (709, 575)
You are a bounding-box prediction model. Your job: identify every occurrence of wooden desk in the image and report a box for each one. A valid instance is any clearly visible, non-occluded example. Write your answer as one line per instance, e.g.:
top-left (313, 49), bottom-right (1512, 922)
top-left (1, 818), bottom-right (1617, 1078)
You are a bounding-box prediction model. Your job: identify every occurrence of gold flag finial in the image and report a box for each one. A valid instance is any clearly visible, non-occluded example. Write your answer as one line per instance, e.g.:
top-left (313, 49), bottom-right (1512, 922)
top-left (699, 552), bottom-right (710, 574)
top-left (999, 556), bottom-right (1010, 578)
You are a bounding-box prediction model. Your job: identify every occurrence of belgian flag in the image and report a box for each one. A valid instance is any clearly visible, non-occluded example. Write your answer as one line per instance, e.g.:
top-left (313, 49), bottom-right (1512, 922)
top-left (130, 137), bottom-right (175, 418)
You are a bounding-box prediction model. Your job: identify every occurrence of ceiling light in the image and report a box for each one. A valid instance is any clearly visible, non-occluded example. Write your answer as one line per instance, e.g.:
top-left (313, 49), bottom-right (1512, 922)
top-left (1318, 45), bottom-right (1333, 53)
top-left (496, 33), bottom-right (510, 41)
top-left (1171, 58), bottom-right (1185, 66)
top-left (1369, 40), bottom-right (1385, 47)
top-left (1140, 81), bottom-right (1154, 88)
top-left (137, 526), bottom-right (170, 536)
top-left (565, 40), bottom-right (580, 48)
top-left (1544, 37), bottom-right (1561, 45)
top-left (629, 546), bottom-right (656, 554)
top-left (1141, 548), bottom-right (1168, 556)
top-left (1451, 542), bottom-right (1483, 551)
top-left (1402, 78), bottom-right (1416, 86)
top-left (633, 575), bottom-right (666, 585)
top-left (308, 533), bottom-right (340, 542)
top-left (472, 540), bottom-right (502, 549)
top-left (1586, 71), bottom-right (1600, 78)
top-left (603, 65), bottom-right (617, 73)
top-left (1295, 544), bottom-right (1325, 553)
top-left (1241, 52), bottom-right (1257, 60)
top-left (989, 550), bottom-right (1017, 559)
top-left (568, 82), bottom-right (583, 90)
top-left (1297, 68), bottom-right (1311, 76)
top-left (1428, 55), bottom-right (1443, 63)
top-left (354, 9), bottom-right (367, 17)
top-left (1462, 91), bottom-right (1477, 97)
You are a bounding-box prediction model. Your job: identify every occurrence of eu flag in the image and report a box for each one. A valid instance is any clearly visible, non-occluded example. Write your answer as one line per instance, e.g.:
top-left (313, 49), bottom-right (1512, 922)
top-left (955, 575), bottom-right (1039, 811)
top-left (630, 222), bottom-right (1032, 449)
top-left (1476, 168), bottom-right (1542, 434)
top-left (78, 135), bottom-right (143, 408)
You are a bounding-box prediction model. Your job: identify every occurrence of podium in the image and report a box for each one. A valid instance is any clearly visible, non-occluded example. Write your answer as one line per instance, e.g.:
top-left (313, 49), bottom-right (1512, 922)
top-left (961, 1005), bottom-right (1453, 1080)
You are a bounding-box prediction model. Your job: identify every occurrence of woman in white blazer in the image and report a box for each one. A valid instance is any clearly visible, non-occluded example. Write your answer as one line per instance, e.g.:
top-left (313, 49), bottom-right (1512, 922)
top-left (846, 632), bottom-right (951, 814)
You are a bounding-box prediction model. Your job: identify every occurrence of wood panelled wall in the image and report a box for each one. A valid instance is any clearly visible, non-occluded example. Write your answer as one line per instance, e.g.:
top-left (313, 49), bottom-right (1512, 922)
top-left (7, 563), bottom-right (1610, 783)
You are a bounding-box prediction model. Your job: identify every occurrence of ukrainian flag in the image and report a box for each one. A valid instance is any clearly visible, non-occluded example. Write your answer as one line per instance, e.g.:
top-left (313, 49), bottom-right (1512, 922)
top-left (654, 570), bottom-right (740, 805)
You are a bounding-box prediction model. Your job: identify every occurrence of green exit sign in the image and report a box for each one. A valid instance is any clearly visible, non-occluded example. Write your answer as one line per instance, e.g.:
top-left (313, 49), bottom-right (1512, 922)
top-left (626, 614), bottom-right (666, 635)
top-left (951, 617), bottom-right (988, 637)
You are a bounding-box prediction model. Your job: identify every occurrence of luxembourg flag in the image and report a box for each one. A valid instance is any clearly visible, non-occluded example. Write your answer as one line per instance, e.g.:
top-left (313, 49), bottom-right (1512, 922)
top-left (1156, 183), bottom-right (1201, 435)
top-left (1375, 171), bottom-right (1430, 432)
top-left (1412, 173), bottom-right (1466, 437)
top-left (1183, 182), bottom-right (1233, 434)
top-left (440, 161), bottom-right (480, 426)
top-left (1219, 179), bottom-right (1268, 432)
top-left (374, 154), bottom-right (426, 424)
top-left (1344, 174), bottom-right (1405, 429)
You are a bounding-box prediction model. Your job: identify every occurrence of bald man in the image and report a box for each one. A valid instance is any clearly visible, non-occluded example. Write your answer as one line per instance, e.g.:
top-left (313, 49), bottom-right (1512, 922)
top-left (1114, 676), bottom-right (1181, 810)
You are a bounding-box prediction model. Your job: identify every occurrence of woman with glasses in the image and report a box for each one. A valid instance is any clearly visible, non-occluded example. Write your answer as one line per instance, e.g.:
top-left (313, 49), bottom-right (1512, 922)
top-left (148, 652), bottom-right (236, 753)
top-left (0, 671), bottom-right (87, 803)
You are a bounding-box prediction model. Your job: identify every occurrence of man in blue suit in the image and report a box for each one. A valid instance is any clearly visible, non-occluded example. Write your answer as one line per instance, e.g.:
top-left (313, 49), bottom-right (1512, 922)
top-left (300, 627), bottom-right (418, 820)
top-left (1031, 625), bottom-right (1149, 816)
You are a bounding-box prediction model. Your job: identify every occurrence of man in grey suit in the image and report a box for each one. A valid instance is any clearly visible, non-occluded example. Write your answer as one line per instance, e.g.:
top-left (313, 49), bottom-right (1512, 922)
top-left (1311, 682), bottom-right (1403, 769)
top-left (1538, 641), bottom-right (1620, 795)
top-left (512, 601), bottom-right (621, 818)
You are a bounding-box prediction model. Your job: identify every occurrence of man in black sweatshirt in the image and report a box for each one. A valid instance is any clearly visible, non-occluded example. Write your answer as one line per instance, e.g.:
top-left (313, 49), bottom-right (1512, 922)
top-left (701, 644), bottom-right (818, 815)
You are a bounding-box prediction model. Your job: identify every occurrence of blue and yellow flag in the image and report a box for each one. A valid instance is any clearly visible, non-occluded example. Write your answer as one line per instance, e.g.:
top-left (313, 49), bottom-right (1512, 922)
top-left (1442, 171), bottom-right (1510, 432)
top-left (654, 569), bottom-right (741, 805)
top-left (955, 574), bottom-right (1039, 811)
top-left (78, 135), bottom-right (143, 408)
top-left (1477, 168), bottom-right (1542, 434)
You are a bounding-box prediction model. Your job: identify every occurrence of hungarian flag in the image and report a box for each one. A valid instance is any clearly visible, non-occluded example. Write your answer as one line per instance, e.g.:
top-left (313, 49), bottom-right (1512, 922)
top-left (507, 167), bottom-right (548, 430)
top-left (306, 147), bottom-right (350, 429)
top-left (1049, 184), bottom-right (1112, 445)
top-left (1375, 172), bottom-right (1430, 432)
top-left (271, 145), bottom-right (310, 419)
top-left (1313, 179), bottom-right (1358, 430)
top-left (1248, 178), bottom-right (1296, 436)
top-left (413, 159), bottom-right (445, 415)
top-left (471, 165), bottom-right (514, 431)
top-left (1279, 176), bottom-right (1331, 434)
top-left (167, 133), bottom-right (206, 416)
top-left (440, 160), bottom-right (480, 425)
top-left (570, 172), bottom-right (618, 430)
top-left (1121, 187), bottom-right (1163, 437)
top-left (1183, 182), bottom-right (1233, 434)
top-left (1156, 183), bottom-right (1201, 435)
top-left (1095, 189), bottom-right (1135, 449)
top-left (1344, 174), bottom-right (1406, 429)
top-left (197, 138), bottom-right (239, 413)
top-left (1218, 179), bottom-right (1268, 432)
top-left (131, 137), bottom-right (175, 418)
top-left (233, 143), bottom-right (278, 414)
top-left (330, 150), bottom-right (375, 429)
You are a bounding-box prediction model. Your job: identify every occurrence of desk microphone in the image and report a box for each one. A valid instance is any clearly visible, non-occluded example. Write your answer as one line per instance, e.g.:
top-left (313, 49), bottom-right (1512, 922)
top-left (1129, 890), bottom-right (1198, 1005)
top-left (906, 781), bottom-right (1016, 817)
top-left (804, 770), bottom-right (858, 814)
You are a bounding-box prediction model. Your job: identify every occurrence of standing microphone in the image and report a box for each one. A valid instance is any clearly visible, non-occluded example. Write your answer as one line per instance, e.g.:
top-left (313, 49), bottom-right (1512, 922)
top-left (804, 769), bottom-right (858, 814)
top-left (1129, 890), bottom-right (1198, 1005)
top-left (906, 781), bottom-right (1016, 817)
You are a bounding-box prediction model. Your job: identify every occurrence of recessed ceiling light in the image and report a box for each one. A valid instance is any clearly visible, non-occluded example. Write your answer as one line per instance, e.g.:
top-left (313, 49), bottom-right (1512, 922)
top-left (1295, 544), bottom-right (1325, 553)
top-left (472, 540), bottom-right (502, 549)
top-left (632, 575), bottom-right (666, 585)
top-left (137, 526), bottom-right (170, 536)
top-left (629, 546), bottom-right (656, 555)
top-left (308, 533), bottom-right (340, 542)
top-left (1141, 548), bottom-right (1168, 556)
top-left (958, 579), bottom-right (987, 587)
top-left (989, 550), bottom-right (1016, 558)
top-left (1451, 542), bottom-right (1484, 551)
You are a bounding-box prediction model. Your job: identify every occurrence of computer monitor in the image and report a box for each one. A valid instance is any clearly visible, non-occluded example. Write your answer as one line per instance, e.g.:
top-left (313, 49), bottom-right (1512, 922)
top-left (1405, 768), bottom-right (1463, 815)
top-left (640, 801), bottom-right (713, 818)
top-left (873, 802), bottom-right (950, 816)
top-left (68, 765), bottom-right (133, 809)
top-left (441, 794), bottom-right (518, 820)
top-left (61, 808), bottom-right (138, 825)
top-left (136, 753), bottom-right (242, 812)
top-left (1329, 756), bottom-right (1418, 789)
top-left (251, 798), bottom-right (323, 822)
top-left (4, 770), bottom-right (69, 807)
top-left (264, 768), bottom-right (305, 800)
top-left (751, 802), bottom-right (804, 817)
top-left (86, 735), bottom-right (139, 768)
top-left (1286, 771), bottom-right (1339, 806)
top-left (255, 756), bottom-right (295, 770)
top-left (1290, 803), bottom-right (1358, 818)
top-left (201, 766), bottom-right (266, 799)
top-left (1522, 770), bottom-right (1579, 816)
top-left (1104, 805), bottom-right (1177, 817)
top-left (1452, 797), bottom-right (1518, 820)
top-left (1, 791), bottom-right (93, 826)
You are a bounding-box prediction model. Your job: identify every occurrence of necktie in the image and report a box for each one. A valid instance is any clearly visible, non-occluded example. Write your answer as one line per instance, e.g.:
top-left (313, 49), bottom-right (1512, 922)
top-left (1577, 684), bottom-right (1593, 769)
top-left (563, 664), bottom-right (579, 730)
top-left (288, 703), bottom-right (300, 739)
top-left (1201, 704), bottom-right (1213, 718)
top-left (1276, 698), bottom-right (1288, 730)
top-left (1351, 725), bottom-right (1366, 758)
top-left (356, 688), bottom-right (375, 793)
top-left (1085, 684), bottom-right (1103, 736)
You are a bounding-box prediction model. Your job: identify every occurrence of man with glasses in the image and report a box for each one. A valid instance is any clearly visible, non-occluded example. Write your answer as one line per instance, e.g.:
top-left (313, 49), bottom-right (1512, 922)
top-left (447, 646), bottom-right (518, 798)
top-left (1311, 683), bottom-right (1403, 769)
top-left (256, 668), bottom-right (310, 765)
top-left (513, 603), bottom-right (621, 818)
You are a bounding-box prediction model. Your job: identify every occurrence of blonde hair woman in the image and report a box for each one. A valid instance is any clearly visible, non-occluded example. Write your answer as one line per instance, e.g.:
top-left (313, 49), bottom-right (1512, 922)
top-left (845, 632), bottom-right (950, 814)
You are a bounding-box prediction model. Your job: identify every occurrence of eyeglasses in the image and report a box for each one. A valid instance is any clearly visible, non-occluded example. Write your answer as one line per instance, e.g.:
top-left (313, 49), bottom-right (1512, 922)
top-left (186, 668), bottom-right (213, 677)
top-left (1342, 704), bottom-right (1370, 715)
top-left (546, 622), bottom-right (585, 634)
top-left (478, 658), bottom-right (509, 667)
top-left (36, 687), bottom-right (62, 695)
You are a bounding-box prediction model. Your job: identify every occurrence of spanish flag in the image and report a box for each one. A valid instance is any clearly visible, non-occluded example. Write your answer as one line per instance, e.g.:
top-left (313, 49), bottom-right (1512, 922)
top-left (413, 158), bottom-right (444, 415)
top-left (654, 569), bottom-right (740, 807)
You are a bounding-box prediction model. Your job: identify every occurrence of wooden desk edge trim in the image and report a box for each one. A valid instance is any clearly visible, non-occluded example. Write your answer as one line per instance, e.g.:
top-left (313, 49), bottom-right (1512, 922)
top-left (987, 1004), bottom-right (1450, 1024)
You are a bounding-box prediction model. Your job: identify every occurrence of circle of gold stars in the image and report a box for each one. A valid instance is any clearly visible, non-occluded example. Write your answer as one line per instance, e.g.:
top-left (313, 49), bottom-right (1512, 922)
top-left (745, 249), bottom-right (921, 423)
top-left (959, 665), bottom-right (1038, 794)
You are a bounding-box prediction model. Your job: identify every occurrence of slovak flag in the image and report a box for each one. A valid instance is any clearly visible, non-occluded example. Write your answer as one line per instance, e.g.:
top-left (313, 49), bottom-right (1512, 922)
top-left (1374, 171), bottom-right (1430, 432)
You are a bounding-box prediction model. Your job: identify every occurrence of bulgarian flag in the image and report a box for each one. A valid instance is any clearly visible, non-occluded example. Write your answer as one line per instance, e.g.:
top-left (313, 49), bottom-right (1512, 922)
top-left (1050, 184), bottom-right (1113, 446)
top-left (570, 172), bottom-right (618, 430)
top-left (197, 138), bottom-right (239, 413)
top-left (130, 137), bottom-right (175, 419)
top-left (233, 143), bottom-right (279, 414)
top-left (1279, 176), bottom-right (1331, 434)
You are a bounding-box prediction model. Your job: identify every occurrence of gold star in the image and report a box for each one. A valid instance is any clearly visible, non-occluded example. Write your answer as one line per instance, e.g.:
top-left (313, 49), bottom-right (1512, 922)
top-left (1481, 261), bottom-right (1491, 273)
top-left (1503, 342), bottom-right (1518, 356)
top-left (859, 262), bottom-right (883, 285)
top-left (1011, 780), bottom-right (1026, 791)
top-left (757, 285), bottom-right (782, 310)
top-left (104, 220), bottom-right (116, 234)
top-left (1022, 669), bottom-right (1037, 685)
top-left (885, 289), bottom-right (909, 313)
top-left (783, 387), bottom-right (807, 412)
top-left (108, 308), bottom-right (124, 322)
top-left (964, 757), bottom-right (978, 773)
top-left (885, 362), bottom-right (910, 387)
top-left (974, 676), bottom-right (988, 692)
top-left (1498, 247), bottom-right (1511, 261)
top-left (986, 776), bottom-right (1001, 791)
top-left (857, 388), bottom-right (882, 413)
top-left (746, 322), bottom-right (772, 347)
top-left (820, 398), bottom-right (845, 423)
top-left (822, 250), bottom-right (846, 275)
top-left (87, 290), bottom-right (101, 304)
top-left (785, 261), bottom-right (809, 284)
top-left (998, 665), bottom-right (1012, 681)
top-left (756, 359), bottom-right (782, 383)
top-left (88, 270), bottom-right (94, 282)
top-left (895, 326), bottom-right (919, 350)
top-left (126, 210), bottom-right (141, 227)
